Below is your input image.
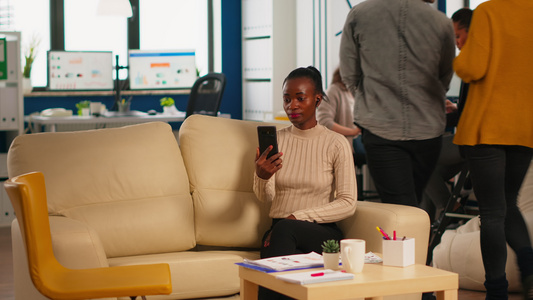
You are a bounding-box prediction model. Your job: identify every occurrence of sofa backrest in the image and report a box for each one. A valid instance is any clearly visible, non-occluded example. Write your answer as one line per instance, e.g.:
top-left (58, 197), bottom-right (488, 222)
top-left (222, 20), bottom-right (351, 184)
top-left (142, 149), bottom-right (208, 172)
top-left (7, 122), bottom-right (196, 258)
top-left (179, 115), bottom-right (287, 248)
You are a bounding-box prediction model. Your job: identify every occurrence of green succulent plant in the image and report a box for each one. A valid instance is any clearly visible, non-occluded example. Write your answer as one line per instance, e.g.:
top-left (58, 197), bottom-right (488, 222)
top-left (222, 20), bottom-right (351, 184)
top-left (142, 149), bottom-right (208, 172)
top-left (321, 239), bottom-right (340, 253)
top-left (160, 97), bottom-right (175, 107)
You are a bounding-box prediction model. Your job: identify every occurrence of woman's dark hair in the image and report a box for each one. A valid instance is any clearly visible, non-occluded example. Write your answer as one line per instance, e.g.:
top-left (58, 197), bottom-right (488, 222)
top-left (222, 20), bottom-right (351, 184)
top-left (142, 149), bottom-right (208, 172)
top-left (283, 66), bottom-right (328, 101)
top-left (452, 8), bottom-right (473, 32)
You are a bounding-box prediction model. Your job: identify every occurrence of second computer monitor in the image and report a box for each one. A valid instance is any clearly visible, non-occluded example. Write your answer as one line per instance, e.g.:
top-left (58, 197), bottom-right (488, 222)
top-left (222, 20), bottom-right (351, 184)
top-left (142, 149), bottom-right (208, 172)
top-left (128, 49), bottom-right (197, 90)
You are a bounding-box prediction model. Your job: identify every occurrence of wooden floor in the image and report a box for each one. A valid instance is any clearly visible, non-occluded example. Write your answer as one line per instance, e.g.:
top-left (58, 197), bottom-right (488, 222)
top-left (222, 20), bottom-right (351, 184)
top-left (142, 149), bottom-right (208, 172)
top-left (1, 226), bottom-right (15, 300)
top-left (0, 226), bottom-right (523, 300)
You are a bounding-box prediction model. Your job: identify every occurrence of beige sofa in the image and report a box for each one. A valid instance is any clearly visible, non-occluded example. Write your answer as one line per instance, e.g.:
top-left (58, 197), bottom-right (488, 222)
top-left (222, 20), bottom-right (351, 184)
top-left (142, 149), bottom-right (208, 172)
top-left (433, 160), bottom-right (533, 292)
top-left (8, 115), bottom-right (430, 300)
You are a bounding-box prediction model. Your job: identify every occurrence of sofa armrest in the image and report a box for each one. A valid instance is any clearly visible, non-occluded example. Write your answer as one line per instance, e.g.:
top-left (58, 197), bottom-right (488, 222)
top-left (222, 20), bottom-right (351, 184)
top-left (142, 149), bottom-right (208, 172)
top-left (338, 201), bottom-right (430, 264)
top-left (12, 216), bottom-right (110, 300)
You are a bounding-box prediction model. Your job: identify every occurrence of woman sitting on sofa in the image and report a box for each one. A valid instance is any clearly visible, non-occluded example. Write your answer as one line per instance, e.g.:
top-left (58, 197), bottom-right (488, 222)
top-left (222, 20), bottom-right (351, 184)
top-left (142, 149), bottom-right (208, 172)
top-left (254, 66), bottom-right (357, 300)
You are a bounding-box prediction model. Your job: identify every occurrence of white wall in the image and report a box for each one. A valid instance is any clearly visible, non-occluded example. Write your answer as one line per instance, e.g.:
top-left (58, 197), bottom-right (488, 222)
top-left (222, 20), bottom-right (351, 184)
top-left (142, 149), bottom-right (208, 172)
top-left (295, 0), bottom-right (464, 96)
top-left (296, 0), bottom-right (360, 89)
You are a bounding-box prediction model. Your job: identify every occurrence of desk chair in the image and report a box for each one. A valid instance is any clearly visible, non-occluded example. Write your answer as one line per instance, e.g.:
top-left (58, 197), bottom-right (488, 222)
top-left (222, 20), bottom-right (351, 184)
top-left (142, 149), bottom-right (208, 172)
top-left (4, 172), bottom-right (172, 300)
top-left (185, 73), bottom-right (227, 118)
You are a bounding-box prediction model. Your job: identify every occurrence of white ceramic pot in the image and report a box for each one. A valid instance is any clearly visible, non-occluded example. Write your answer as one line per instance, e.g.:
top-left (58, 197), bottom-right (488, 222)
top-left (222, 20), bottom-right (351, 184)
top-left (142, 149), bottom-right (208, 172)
top-left (22, 77), bottom-right (32, 94)
top-left (163, 105), bottom-right (178, 115)
top-left (322, 252), bottom-right (340, 270)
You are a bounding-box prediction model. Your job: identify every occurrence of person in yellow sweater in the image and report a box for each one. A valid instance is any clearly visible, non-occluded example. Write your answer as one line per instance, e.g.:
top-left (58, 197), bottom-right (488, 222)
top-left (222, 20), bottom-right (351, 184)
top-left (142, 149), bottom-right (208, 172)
top-left (254, 66), bottom-right (357, 300)
top-left (453, 0), bottom-right (533, 299)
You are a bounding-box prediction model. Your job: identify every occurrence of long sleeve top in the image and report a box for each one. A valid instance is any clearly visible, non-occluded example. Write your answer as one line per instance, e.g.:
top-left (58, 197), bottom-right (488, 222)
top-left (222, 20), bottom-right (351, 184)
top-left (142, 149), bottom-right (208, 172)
top-left (253, 125), bottom-right (357, 223)
top-left (317, 83), bottom-right (358, 150)
top-left (453, 0), bottom-right (533, 148)
top-left (339, 0), bottom-right (455, 141)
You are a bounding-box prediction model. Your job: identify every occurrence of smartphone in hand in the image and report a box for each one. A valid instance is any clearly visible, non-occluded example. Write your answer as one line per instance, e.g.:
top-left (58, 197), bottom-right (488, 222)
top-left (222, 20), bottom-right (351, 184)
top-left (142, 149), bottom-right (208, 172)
top-left (257, 126), bottom-right (279, 159)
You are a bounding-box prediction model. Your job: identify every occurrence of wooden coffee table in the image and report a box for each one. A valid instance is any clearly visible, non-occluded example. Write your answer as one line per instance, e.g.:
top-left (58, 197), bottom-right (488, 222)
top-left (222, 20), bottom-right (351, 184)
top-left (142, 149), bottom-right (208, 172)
top-left (239, 263), bottom-right (458, 300)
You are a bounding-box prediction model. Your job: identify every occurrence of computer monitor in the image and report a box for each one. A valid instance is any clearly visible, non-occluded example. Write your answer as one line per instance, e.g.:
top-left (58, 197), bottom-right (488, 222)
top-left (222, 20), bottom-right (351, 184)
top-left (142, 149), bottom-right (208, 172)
top-left (128, 49), bottom-right (197, 90)
top-left (47, 51), bottom-right (114, 91)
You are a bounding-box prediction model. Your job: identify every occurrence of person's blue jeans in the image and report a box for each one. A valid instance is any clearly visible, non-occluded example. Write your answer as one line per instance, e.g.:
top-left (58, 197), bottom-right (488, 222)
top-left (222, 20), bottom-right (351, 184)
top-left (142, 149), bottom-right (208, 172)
top-left (362, 130), bottom-right (442, 207)
top-left (461, 145), bottom-right (533, 286)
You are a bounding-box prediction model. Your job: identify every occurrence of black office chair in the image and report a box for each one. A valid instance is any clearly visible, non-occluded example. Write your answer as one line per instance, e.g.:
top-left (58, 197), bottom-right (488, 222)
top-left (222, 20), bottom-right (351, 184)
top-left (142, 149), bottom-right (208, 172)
top-left (426, 165), bottom-right (476, 265)
top-left (185, 73), bottom-right (227, 118)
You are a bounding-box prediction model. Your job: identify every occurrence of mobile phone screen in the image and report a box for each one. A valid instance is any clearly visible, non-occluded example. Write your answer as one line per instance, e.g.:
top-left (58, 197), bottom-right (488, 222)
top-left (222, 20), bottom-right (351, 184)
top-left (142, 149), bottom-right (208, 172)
top-left (257, 126), bottom-right (279, 159)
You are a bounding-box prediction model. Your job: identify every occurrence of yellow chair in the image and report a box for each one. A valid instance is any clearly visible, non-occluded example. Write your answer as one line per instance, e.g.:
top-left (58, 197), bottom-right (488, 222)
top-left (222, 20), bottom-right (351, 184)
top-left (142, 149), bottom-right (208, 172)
top-left (4, 172), bottom-right (172, 300)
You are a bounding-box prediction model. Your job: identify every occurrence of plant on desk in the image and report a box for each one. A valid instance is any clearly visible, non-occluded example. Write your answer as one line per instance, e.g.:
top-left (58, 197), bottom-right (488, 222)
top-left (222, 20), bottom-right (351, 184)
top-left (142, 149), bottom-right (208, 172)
top-left (160, 97), bottom-right (178, 115)
top-left (322, 239), bottom-right (340, 270)
top-left (75, 101), bottom-right (91, 116)
top-left (22, 33), bottom-right (40, 94)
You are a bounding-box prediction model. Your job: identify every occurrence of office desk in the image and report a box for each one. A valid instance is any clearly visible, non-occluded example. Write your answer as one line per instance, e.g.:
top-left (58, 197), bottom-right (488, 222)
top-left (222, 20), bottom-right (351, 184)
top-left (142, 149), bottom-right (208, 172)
top-left (25, 112), bottom-right (185, 132)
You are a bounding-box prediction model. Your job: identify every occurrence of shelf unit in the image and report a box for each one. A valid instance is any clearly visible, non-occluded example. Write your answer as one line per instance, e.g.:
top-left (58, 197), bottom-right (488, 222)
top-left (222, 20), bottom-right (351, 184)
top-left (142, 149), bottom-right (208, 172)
top-left (241, 0), bottom-right (296, 121)
top-left (0, 31), bottom-right (23, 227)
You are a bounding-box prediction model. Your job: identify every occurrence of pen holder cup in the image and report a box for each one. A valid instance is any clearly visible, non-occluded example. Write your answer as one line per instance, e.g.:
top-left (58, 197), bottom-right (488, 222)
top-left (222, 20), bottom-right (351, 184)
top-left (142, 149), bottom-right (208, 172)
top-left (382, 238), bottom-right (415, 267)
top-left (118, 101), bottom-right (131, 113)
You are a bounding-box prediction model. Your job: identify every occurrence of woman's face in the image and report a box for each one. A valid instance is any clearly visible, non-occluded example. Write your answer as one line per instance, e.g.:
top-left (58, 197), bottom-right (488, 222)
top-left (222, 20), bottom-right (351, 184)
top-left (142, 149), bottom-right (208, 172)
top-left (282, 77), bottom-right (322, 130)
top-left (453, 22), bottom-right (468, 50)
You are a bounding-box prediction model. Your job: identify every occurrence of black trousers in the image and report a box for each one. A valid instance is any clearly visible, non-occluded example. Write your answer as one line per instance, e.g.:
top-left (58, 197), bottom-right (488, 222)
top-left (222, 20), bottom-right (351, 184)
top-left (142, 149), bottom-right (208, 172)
top-left (462, 144), bottom-right (533, 284)
top-left (362, 129), bottom-right (442, 207)
top-left (258, 219), bottom-right (344, 300)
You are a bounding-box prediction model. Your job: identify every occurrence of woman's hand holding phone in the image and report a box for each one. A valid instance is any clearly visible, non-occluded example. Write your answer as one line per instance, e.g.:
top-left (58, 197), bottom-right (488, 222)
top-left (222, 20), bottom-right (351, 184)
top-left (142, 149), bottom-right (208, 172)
top-left (255, 146), bottom-right (283, 180)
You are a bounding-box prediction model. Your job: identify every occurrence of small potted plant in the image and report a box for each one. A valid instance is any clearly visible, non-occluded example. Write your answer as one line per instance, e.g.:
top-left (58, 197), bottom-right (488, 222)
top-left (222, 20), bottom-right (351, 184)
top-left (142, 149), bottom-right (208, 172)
top-left (22, 34), bottom-right (40, 94)
top-left (160, 97), bottom-right (178, 115)
top-left (75, 100), bottom-right (91, 116)
top-left (321, 239), bottom-right (340, 270)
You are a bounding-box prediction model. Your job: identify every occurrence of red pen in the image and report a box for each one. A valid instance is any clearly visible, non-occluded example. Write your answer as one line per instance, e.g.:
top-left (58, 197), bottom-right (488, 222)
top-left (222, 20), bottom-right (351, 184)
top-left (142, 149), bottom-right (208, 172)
top-left (393, 230), bottom-right (397, 240)
top-left (311, 272), bottom-right (325, 277)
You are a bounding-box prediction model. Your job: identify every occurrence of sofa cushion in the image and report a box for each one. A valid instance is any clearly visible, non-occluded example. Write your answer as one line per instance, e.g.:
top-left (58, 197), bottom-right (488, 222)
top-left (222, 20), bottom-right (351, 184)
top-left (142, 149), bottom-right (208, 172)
top-left (7, 122), bottom-right (196, 257)
top-left (179, 115), bottom-right (287, 248)
top-left (108, 250), bottom-right (260, 299)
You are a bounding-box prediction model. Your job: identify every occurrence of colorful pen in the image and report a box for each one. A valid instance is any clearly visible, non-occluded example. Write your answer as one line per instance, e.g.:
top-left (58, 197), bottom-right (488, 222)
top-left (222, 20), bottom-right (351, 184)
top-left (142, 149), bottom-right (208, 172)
top-left (376, 226), bottom-right (391, 240)
top-left (393, 230), bottom-right (397, 240)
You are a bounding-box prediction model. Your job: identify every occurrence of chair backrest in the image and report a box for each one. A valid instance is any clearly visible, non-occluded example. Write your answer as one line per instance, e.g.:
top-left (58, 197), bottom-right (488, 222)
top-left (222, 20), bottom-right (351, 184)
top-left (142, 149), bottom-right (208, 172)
top-left (4, 172), bottom-right (66, 295)
top-left (4, 172), bottom-right (173, 299)
top-left (185, 73), bottom-right (226, 118)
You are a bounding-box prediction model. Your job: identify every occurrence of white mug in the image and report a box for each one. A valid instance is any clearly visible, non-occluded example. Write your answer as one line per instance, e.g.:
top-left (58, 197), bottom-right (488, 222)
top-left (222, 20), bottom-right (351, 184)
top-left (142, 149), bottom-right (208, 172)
top-left (89, 102), bottom-right (102, 116)
top-left (341, 239), bottom-right (365, 273)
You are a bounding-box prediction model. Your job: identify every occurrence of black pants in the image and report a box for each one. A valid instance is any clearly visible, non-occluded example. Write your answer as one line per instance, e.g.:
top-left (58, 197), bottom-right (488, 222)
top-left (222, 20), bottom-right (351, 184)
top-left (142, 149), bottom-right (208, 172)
top-left (462, 145), bottom-right (533, 284)
top-left (258, 219), bottom-right (344, 300)
top-left (362, 129), bottom-right (442, 207)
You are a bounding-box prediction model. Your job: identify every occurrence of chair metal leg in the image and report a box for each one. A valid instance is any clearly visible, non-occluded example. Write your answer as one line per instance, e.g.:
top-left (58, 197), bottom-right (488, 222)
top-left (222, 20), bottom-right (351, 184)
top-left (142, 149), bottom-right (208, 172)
top-left (427, 167), bottom-right (470, 265)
